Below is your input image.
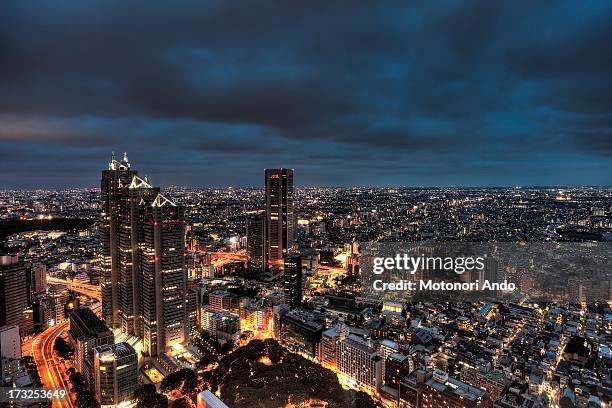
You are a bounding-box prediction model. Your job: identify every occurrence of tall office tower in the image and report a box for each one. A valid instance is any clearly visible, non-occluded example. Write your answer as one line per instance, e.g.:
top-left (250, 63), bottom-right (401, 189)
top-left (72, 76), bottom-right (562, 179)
top-left (117, 174), bottom-right (158, 336)
top-left (99, 153), bottom-right (187, 356)
top-left (93, 342), bottom-right (138, 407)
top-left (139, 193), bottom-right (188, 356)
top-left (246, 211), bottom-right (266, 272)
top-left (100, 152), bottom-right (137, 329)
top-left (265, 168), bottom-right (294, 264)
top-left (0, 255), bottom-right (31, 335)
top-left (32, 263), bottom-right (47, 294)
top-left (283, 254), bottom-right (302, 308)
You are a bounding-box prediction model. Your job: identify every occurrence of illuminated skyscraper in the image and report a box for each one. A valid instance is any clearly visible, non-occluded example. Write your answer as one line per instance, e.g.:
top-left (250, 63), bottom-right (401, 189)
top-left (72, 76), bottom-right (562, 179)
top-left (264, 168), bottom-right (294, 264)
top-left (139, 193), bottom-right (188, 355)
top-left (246, 211), bottom-right (266, 272)
top-left (100, 152), bottom-right (136, 329)
top-left (117, 173), bottom-right (157, 337)
top-left (283, 254), bottom-right (302, 308)
top-left (99, 153), bottom-right (187, 356)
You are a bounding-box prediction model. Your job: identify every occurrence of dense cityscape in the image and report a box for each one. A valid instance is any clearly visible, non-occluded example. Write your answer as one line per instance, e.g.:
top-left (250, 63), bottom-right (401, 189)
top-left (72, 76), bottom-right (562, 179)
top-left (0, 153), bottom-right (610, 408)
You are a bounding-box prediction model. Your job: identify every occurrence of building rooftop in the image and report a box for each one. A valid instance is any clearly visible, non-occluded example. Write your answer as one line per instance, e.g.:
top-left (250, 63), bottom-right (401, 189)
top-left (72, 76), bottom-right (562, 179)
top-left (95, 342), bottom-right (136, 362)
top-left (70, 307), bottom-right (112, 336)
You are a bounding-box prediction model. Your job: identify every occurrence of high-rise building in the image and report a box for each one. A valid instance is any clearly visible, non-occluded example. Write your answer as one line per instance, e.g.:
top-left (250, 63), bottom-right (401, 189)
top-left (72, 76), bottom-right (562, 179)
top-left (0, 325), bottom-right (21, 360)
top-left (321, 320), bottom-right (349, 367)
top-left (99, 153), bottom-right (188, 356)
top-left (69, 308), bottom-right (114, 387)
top-left (100, 152), bottom-right (137, 329)
top-left (283, 254), bottom-right (302, 308)
top-left (246, 211), bottom-right (266, 272)
top-left (337, 335), bottom-right (383, 393)
top-left (0, 255), bottom-right (31, 335)
top-left (93, 342), bottom-right (138, 407)
top-left (32, 263), bottom-right (47, 294)
top-left (140, 190), bottom-right (188, 356)
top-left (117, 173), bottom-right (158, 337)
top-left (0, 325), bottom-right (21, 381)
top-left (265, 168), bottom-right (294, 264)
top-left (208, 290), bottom-right (240, 314)
top-left (47, 284), bottom-right (69, 325)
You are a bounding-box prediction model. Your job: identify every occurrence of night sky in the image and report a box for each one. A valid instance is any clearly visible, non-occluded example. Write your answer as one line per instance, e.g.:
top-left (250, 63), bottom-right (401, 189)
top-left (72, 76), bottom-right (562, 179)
top-left (1, 1), bottom-right (611, 188)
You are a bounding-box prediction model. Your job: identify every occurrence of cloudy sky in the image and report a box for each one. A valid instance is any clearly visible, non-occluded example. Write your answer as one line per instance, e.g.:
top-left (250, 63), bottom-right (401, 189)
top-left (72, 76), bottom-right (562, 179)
top-left (1, 0), bottom-right (611, 188)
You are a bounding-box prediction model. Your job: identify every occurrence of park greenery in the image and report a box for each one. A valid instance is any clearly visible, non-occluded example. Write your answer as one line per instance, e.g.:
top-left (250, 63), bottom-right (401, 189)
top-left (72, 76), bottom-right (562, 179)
top-left (54, 337), bottom-right (73, 359)
top-left (68, 372), bottom-right (100, 408)
top-left (200, 338), bottom-right (377, 407)
top-left (133, 384), bottom-right (169, 408)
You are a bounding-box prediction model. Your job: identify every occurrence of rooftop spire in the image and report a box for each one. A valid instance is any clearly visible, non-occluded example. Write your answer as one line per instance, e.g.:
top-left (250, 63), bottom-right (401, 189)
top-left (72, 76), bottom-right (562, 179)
top-left (109, 150), bottom-right (130, 170)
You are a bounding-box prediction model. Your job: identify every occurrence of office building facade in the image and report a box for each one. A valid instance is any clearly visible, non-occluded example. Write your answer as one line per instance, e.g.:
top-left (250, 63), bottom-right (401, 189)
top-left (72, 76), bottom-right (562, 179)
top-left (283, 254), bottom-right (302, 308)
top-left (69, 308), bottom-right (114, 387)
top-left (337, 336), bottom-right (383, 393)
top-left (99, 153), bottom-right (188, 357)
top-left (94, 342), bottom-right (138, 407)
top-left (0, 255), bottom-right (31, 336)
top-left (265, 168), bottom-right (294, 264)
top-left (246, 211), bottom-right (266, 272)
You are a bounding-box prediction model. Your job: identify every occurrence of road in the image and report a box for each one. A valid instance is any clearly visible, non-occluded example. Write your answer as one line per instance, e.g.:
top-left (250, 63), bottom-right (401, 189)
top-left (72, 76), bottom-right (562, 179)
top-left (47, 276), bottom-right (102, 300)
top-left (23, 276), bottom-right (102, 407)
top-left (30, 320), bottom-right (75, 408)
top-left (209, 251), bottom-right (248, 269)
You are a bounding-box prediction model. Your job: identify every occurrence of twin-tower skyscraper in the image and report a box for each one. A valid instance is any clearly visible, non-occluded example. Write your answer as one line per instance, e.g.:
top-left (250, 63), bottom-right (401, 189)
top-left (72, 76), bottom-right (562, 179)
top-left (100, 152), bottom-right (187, 357)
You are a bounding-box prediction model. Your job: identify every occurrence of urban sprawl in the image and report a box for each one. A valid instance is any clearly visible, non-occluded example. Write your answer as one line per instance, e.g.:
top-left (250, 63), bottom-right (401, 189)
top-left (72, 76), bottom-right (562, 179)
top-left (0, 152), bottom-right (611, 408)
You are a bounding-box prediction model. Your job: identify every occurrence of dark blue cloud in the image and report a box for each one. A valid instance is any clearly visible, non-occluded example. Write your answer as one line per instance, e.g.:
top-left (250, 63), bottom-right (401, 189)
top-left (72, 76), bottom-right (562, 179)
top-left (0, 0), bottom-right (611, 188)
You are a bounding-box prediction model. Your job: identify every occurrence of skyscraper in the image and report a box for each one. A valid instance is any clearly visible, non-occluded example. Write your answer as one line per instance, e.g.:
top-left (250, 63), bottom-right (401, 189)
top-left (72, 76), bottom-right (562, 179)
top-left (117, 173), bottom-right (157, 336)
top-left (265, 168), bottom-right (294, 265)
top-left (283, 254), bottom-right (302, 308)
top-left (139, 194), bottom-right (188, 355)
top-left (99, 153), bottom-right (187, 356)
top-left (246, 210), bottom-right (266, 272)
top-left (100, 152), bottom-right (136, 329)
top-left (0, 255), bottom-right (31, 335)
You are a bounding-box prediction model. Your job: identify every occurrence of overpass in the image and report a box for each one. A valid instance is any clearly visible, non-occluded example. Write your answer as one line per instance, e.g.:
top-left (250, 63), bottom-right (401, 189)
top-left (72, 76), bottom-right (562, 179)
top-left (47, 276), bottom-right (102, 301)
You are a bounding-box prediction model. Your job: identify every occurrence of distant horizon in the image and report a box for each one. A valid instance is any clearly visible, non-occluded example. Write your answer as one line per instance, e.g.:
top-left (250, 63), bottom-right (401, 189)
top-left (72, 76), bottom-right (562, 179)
top-left (2, 184), bottom-right (612, 192)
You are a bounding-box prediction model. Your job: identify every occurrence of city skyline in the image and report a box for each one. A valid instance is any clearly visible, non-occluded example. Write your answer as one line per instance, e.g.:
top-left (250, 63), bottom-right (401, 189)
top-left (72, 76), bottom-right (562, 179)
top-left (0, 160), bottom-right (610, 407)
top-left (2, 1), bottom-right (612, 188)
top-left (1, 2), bottom-right (611, 407)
